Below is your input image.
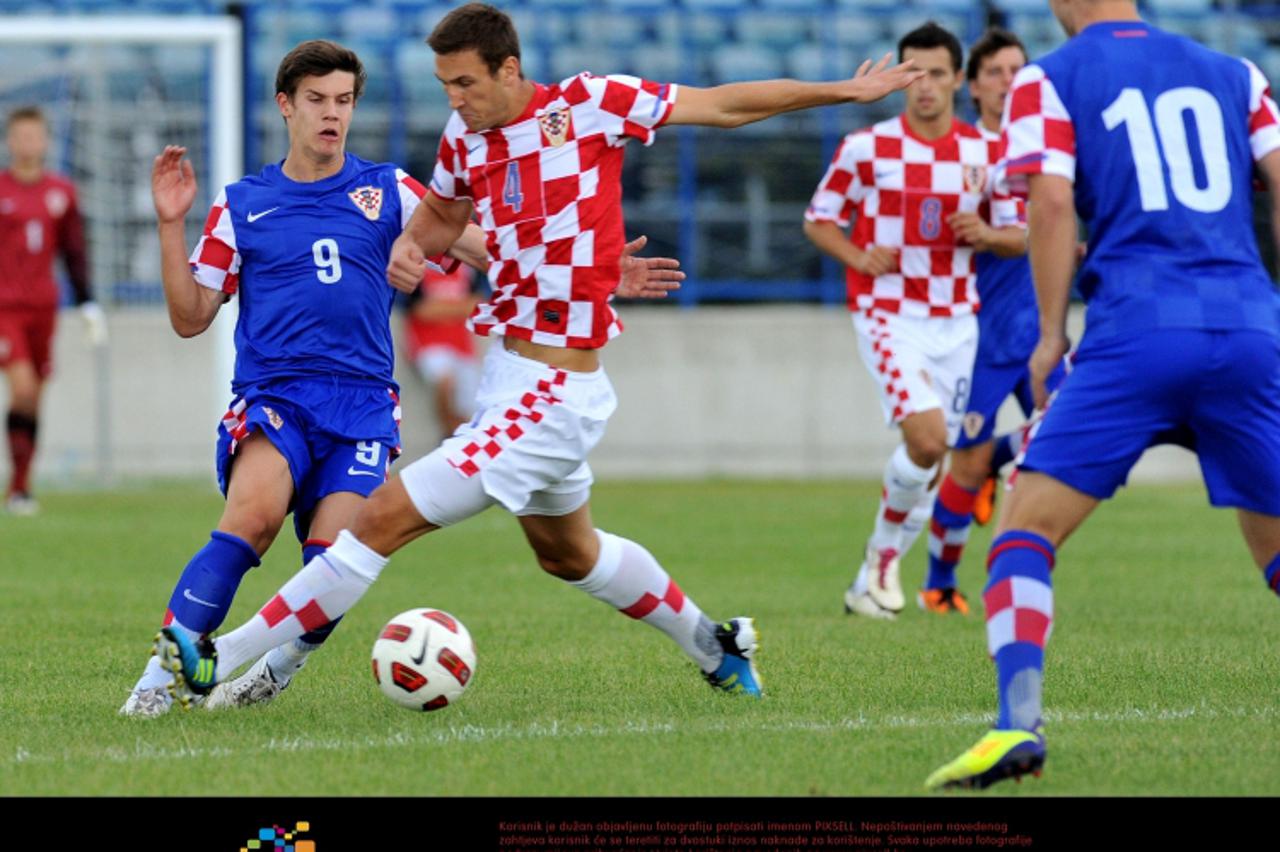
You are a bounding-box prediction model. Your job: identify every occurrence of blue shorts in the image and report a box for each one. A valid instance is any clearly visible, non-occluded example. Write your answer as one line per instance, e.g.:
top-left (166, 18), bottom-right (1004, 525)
top-left (1020, 329), bottom-right (1280, 514)
top-left (955, 357), bottom-right (1068, 449)
top-left (215, 377), bottom-right (402, 542)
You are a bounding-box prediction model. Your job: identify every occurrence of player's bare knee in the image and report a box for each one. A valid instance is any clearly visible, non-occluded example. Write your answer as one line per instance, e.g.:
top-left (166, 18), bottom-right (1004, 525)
top-left (534, 550), bottom-right (592, 581)
top-left (218, 509), bottom-right (283, 555)
top-left (907, 436), bottom-right (948, 469)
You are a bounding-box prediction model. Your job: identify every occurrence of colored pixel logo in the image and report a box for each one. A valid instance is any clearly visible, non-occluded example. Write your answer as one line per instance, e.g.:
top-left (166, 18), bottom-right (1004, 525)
top-left (240, 821), bottom-right (314, 852)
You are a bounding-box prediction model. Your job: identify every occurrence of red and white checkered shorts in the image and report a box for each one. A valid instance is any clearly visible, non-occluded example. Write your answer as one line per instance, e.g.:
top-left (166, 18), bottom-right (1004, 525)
top-left (399, 342), bottom-right (617, 522)
top-left (851, 310), bottom-right (977, 444)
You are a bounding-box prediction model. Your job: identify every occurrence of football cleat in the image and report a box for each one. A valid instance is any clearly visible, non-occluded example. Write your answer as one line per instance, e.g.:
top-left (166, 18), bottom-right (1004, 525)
top-left (843, 585), bottom-right (898, 620)
top-left (204, 654), bottom-right (289, 710)
top-left (973, 475), bottom-right (999, 527)
top-left (917, 587), bottom-right (971, 616)
top-left (118, 686), bottom-right (172, 718)
top-left (5, 492), bottom-right (39, 516)
top-left (925, 727), bottom-right (1046, 791)
top-left (705, 617), bottom-right (763, 697)
top-left (864, 543), bottom-right (904, 612)
top-left (153, 626), bottom-right (218, 710)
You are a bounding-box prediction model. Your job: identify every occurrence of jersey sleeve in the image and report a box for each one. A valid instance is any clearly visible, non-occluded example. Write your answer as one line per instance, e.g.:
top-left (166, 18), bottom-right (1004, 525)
top-left (429, 114), bottom-right (472, 203)
top-left (562, 73), bottom-right (678, 147)
top-left (55, 182), bottom-right (92, 304)
top-left (1000, 64), bottom-right (1076, 196)
top-left (395, 167), bottom-right (460, 275)
top-left (189, 188), bottom-right (241, 295)
top-left (804, 133), bottom-right (867, 228)
top-left (1242, 58), bottom-right (1280, 163)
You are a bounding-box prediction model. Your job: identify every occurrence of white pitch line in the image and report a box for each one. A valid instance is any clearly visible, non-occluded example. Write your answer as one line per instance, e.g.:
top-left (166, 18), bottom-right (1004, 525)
top-left (8, 702), bottom-right (1276, 767)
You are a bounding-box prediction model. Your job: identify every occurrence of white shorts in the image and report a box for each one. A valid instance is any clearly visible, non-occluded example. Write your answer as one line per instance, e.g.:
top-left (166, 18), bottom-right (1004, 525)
top-left (414, 347), bottom-right (480, 417)
top-left (851, 310), bottom-right (978, 445)
top-left (400, 343), bottom-right (617, 525)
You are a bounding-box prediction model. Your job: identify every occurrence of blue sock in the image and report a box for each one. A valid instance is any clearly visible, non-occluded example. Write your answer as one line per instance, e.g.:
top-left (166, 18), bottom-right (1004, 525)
top-left (991, 432), bottom-right (1019, 473)
top-left (299, 538), bottom-right (342, 646)
top-left (165, 531), bottom-right (260, 636)
top-left (984, 530), bottom-right (1055, 731)
top-left (1265, 553), bottom-right (1280, 598)
top-left (925, 475), bottom-right (976, 590)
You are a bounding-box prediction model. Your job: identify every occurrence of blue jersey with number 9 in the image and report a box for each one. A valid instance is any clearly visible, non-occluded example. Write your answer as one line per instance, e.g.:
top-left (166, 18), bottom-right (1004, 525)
top-left (1000, 21), bottom-right (1280, 340)
top-left (189, 153), bottom-right (447, 393)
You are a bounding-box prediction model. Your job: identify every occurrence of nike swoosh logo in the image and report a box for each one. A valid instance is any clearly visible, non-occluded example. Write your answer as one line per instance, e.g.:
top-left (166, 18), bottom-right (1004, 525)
top-left (467, 143), bottom-right (483, 154)
top-left (247, 207), bottom-right (280, 222)
top-left (411, 635), bottom-right (429, 666)
top-left (347, 466), bottom-right (380, 478)
top-left (183, 588), bottom-right (219, 609)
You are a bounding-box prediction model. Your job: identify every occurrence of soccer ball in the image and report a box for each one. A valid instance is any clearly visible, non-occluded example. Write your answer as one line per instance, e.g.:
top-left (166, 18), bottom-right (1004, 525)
top-left (371, 608), bottom-right (476, 711)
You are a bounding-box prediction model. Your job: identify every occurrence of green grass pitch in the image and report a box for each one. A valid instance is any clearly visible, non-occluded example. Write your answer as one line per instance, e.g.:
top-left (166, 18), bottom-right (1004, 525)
top-left (1, 478), bottom-right (1277, 797)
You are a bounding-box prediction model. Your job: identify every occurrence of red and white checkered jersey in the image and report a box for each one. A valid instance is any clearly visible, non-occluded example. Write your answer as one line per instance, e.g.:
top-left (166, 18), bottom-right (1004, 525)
top-left (429, 73), bottom-right (678, 349)
top-left (190, 166), bottom-right (449, 294)
top-left (805, 116), bottom-right (1021, 318)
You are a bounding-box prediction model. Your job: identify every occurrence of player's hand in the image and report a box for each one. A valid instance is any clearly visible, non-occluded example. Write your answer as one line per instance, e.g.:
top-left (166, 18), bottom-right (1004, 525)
top-left (846, 54), bottom-right (925, 104)
top-left (947, 212), bottom-right (991, 250)
top-left (151, 145), bottom-right (198, 225)
top-left (853, 245), bottom-right (899, 277)
top-left (79, 301), bottom-right (108, 347)
top-left (387, 233), bottom-right (428, 293)
top-left (1029, 334), bottom-right (1069, 410)
top-left (615, 235), bottom-right (685, 299)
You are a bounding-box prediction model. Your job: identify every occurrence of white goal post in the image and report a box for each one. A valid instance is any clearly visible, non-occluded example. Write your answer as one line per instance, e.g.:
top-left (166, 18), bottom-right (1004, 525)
top-left (0, 15), bottom-right (242, 480)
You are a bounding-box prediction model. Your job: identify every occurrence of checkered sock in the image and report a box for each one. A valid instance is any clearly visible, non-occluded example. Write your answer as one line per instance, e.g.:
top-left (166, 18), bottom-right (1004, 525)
top-left (985, 530), bottom-right (1055, 731)
top-left (899, 482), bottom-right (939, 558)
top-left (264, 539), bottom-right (342, 684)
top-left (571, 530), bottom-right (720, 672)
top-left (215, 530), bottom-right (386, 681)
top-left (926, 475), bottom-right (977, 590)
top-left (1265, 553), bottom-right (1280, 598)
top-left (870, 444), bottom-right (937, 553)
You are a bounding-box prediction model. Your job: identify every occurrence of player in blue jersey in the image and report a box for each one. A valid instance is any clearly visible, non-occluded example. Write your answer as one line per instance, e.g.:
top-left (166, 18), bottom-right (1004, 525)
top-left (121, 41), bottom-right (681, 716)
top-left (926, 0), bottom-right (1280, 789)
top-left (919, 28), bottom-right (1065, 616)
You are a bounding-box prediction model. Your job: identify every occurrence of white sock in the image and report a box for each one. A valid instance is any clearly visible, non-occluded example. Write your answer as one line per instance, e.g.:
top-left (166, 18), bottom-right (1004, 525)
top-left (571, 530), bottom-right (721, 672)
top-left (870, 444), bottom-right (937, 553)
top-left (131, 655), bottom-right (173, 693)
top-left (264, 640), bottom-right (313, 684)
top-left (215, 530), bottom-right (388, 680)
top-left (899, 482), bottom-right (939, 557)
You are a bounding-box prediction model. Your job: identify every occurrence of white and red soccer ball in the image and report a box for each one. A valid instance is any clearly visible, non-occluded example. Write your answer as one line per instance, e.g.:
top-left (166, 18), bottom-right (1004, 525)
top-left (371, 608), bottom-right (476, 711)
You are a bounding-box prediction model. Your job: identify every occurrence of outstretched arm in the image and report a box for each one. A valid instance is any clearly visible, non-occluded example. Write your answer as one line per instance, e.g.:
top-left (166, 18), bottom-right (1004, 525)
top-left (668, 54), bottom-right (922, 129)
top-left (152, 145), bottom-right (225, 338)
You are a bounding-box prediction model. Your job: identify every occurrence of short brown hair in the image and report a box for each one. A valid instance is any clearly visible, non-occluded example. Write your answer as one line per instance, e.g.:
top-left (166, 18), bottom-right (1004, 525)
top-left (428, 2), bottom-right (522, 76)
top-left (967, 28), bottom-right (1027, 82)
top-left (6, 105), bottom-right (46, 131)
top-left (275, 40), bottom-right (366, 100)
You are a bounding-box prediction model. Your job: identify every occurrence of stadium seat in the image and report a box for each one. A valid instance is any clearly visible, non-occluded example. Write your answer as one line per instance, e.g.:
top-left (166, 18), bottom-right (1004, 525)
top-left (654, 11), bottom-right (728, 50)
top-left (575, 11), bottom-right (648, 51)
top-left (737, 12), bottom-right (814, 52)
top-left (710, 45), bottom-right (785, 84)
top-left (629, 43), bottom-right (689, 83)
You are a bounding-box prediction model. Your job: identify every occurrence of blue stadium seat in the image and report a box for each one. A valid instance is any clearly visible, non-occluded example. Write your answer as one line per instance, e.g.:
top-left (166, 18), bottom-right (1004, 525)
top-left (339, 4), bottom-right (399, 42)
top-left (710, 45), bottom-right (785, 84)
top-left (1146, 0), bottom-right (1214, 12)
top-left (575, 10), bottom-right (649, 51)
top-left (737, 12), bottom-right (814, 52)
top-left (654, 11), bottom-right (728, 50)
top-left (629, 43), bottom-right (690, 83)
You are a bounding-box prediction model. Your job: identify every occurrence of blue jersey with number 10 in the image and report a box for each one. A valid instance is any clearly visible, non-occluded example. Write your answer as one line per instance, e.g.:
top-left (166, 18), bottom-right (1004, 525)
top-left (190, 153), bottom-right (443, 393)
top-left (1001, 21), bottom-right (1280, 341)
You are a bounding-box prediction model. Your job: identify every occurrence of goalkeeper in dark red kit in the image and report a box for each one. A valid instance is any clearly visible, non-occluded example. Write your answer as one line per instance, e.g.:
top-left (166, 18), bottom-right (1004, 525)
top-left (0, 105), bottom-right (106, 514)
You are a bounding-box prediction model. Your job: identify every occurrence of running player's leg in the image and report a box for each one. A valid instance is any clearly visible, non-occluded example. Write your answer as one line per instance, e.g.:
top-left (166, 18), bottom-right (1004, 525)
top-left (122, 433), bottom-right (291, 715)
top-left (518, 494), bottom-right (761, 696)
top-left (3, 358), bottom-right (41, 511)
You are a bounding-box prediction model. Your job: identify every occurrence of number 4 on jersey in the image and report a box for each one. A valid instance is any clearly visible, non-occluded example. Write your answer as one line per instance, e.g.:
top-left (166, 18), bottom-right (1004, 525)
top-left (502, 161), bottom-right (524, 214)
